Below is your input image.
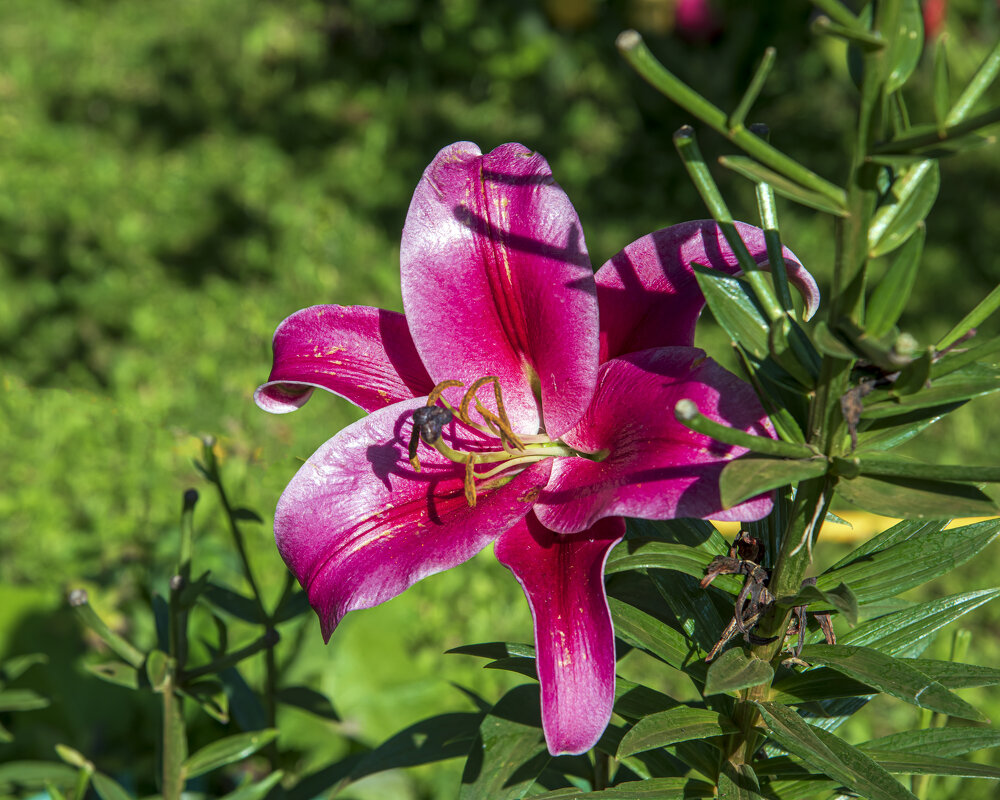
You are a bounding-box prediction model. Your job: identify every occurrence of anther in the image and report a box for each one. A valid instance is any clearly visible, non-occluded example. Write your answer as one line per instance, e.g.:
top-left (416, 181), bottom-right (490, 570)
top-left (409, 405), bottom-right (454, 472)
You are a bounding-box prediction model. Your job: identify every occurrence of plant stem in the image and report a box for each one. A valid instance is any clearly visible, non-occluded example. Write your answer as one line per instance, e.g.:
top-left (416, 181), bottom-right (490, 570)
top-left (161, 669), bottom-right (187, 800)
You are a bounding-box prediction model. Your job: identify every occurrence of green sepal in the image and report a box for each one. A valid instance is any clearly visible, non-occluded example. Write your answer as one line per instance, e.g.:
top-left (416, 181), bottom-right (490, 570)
top-left (182, 729), bottom-right (279, 779)
top-left (836, 473), bottom-right (1000, 518)
top-left (704, 648), bottom-right (773, 696)
top-left (720, 456), bottom-right (828, 509)
top-left (866, 223), bottom-right (925, 337)
top-left (718, 156), bottom-right (848, 216)
top-left (616, 706), bottom-right (738, 758)
top-left (800, 644), bottom-right (987, 721)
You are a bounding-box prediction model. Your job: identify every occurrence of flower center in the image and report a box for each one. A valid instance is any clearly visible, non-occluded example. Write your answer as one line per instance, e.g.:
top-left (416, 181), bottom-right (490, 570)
top-left (408, 376), bottom-right (596, 507)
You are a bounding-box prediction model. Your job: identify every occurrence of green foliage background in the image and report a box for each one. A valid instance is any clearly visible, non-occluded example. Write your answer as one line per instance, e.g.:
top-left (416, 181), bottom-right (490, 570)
top-left (1, 0), bottom-right (998, 797)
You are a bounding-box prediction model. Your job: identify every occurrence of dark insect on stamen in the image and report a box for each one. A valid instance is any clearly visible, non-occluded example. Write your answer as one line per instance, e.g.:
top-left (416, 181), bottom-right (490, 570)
top-left (413, 405), bottom-right (454, 445)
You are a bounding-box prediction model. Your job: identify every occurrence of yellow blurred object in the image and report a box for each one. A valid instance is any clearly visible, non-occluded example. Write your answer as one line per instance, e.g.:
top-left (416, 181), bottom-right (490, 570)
top-left (714, 513), bottom-right (998, 542)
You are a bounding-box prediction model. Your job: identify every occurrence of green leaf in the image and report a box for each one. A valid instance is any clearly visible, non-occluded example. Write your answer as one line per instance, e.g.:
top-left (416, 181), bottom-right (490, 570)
top-left (231, 507), bottom-right (263, 523)
top-left (145, 650), bottom-right (169, 691)
top-left (814, 321), bottom-right (856, 360)
top-left (861, 363), bottom-right (1000, 419)
top-left (720, 456), bottom-right (828, 509)
top-left (527, 778), bottom-right (716, 799)
top-left (800, 644), bottom-right (987, 721)
top-left (936, 283), bottom-right (1000, 349)
top-left (718, 762), bottom-right (763, 800)
top-left (818, 520), bottom-right (1000, 604)
top-left (841, 589), bottom-right (1000, 656)
top-left (867, 224), bottom-right (925, 337)
top-left (459, 685), bottom-right (549, 800)
top-left (779, 582), bottom-right (858, 625)
top-left (866, 750), bottom-right (1000, 779)
top-left (0, 689), bottom-right (50, 712)
top-left (597, 721), bottom-right (691, 780)
top-left (616, 707), bottom-right (738, 757)
top-left (845, 453), bottom-right (1000, 482)
top-left (0, 761), bottom-right (78, 791)
top-left (606, 541), bottom-right (742, 595)
top-left (0, 653), bottom-right (47, 683)
top-left (485, 657), bottom-right (537, 680)
top-left (217, 771), bottom-right (285, 800)
top-left (905, 658), bottom-right (1000, 688)
top-left (931, 333), bottom-right (1000, 380)
top-left (202, 582), bottom-right (263, 623)
top-left (272, 588), bottom-right (311, 623)
top-left (346, 712), bottom-right (482, 786)
top-left (182, 729), bottom-right (278, 778)
top-left (275, 686), bottom-right (339, 721)
top-left (447, 642), bottom-right (536, 660)
top-left (613, 679), bottom-right (680, 721)
top-left (856, 402), bottom-right (963, 450)
top-left (704, 648), bottom-right (773, 696)
top-left (692, 266), bottom-right (769, 360)
top-left (836, 474), bottom-right (999, 518)
top-left (869, 162), bottom-right (939, 258)
top-left (884, 0), bottom-right (924, 93)
top-left (718, 156), bottom-right (848, 216)
top-left (181, 678), bottom-right (229, 724)
top-left (54, 745), bottom-right (91, 770)
top-left (91, 772), bottom-right (133, 800)
top-left (770, 668), bottom-right (875, 704)
top-left (625, 517), bottom-right (729, 556)
top-left (753, 702), bottom-right (917, 800)
top-left (85, 661), bottom-right (141, 690)
top-left (861, 726), bottom-right (1000, 757)
top-left (933, 37), bottom-right (950, 130)
top-left (607, 597), bottom-right (699, 676)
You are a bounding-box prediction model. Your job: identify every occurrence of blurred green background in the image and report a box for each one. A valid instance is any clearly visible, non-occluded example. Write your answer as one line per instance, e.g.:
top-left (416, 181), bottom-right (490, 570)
top-left (1, 0), bottom-right (999, 797)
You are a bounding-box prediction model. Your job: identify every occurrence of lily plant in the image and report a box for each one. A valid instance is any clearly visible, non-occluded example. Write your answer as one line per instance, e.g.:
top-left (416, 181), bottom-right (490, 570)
top-left (256, 141), bottom-right (819, 755)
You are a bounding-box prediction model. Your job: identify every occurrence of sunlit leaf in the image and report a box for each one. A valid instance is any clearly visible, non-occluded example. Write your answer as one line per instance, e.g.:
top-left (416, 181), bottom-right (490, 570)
top-left (617, 707), bottom-right (738, 758)
top-left (692, 266), bottom-right (769, 361)
top-left (778, 582), bottom-right (858, 625)
top-left (0, 689), bottom-right (50, 713)
top-left (447, 642), bottom-right (536, 660)
top-left (800, 644), bottom-right (986, 721)
top-left (861, 363), bottom-right (1000, 419)
top-left (866, 750), bottom-right (1000, 778)
top-left (904, 659), bottom-right (1000, 689)
top-left (868, 162), bottom-right (938, 258)
top-left (884, 0), bottom-right (924, 93)
top-left (528, 778), bottom-right (716, 799)
top-left (182, 729), bottom-right (278, 778)
top-left (85, 662), bottom-right (141, 691)
top-left (861, 726), bottom-right (1000, 757)
top-left (606, 541), bottom-right (742, 594)
top-left (0, 761), bottom-right (78, 791)
top-left (217, 771), bottom-right (285, 800)
top-left (719, 155), bottom-right (848, 216)
top-left (754, 702), bottom-right (917, 800)
top-left (836, 473), bottom-right (999, 518)
top-left (720, 456), bottom-right (828, 509)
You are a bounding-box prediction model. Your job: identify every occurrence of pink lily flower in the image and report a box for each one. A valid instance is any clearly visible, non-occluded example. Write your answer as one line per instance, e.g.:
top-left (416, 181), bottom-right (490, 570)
top-left (255, 142), bottom-right (818, 756)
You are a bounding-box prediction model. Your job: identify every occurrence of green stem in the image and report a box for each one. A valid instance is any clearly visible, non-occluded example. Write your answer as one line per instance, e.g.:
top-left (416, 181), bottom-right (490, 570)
top-left (68, 590), bottom-right (145, 668)
top-left (729, 47), bottom-right (776, 130)
top-left (616, 30), bottom-right (847, 209)
top-left (674, 399), bottom-right (817, 459)
top-left (161, 671), bottom-right (187, 800)
top-left (184, 630), bottom-right (280, 680)
top-left (808, 0), bottom-right (870, 32)
top-left (946, 38), bottom-right (1000, 127)
top-left (812, 15), bottom-right (886, 50)
top-left (754, 165), bottom-right (795, 313)
top-left (673, 127), bottom-right (785, 321)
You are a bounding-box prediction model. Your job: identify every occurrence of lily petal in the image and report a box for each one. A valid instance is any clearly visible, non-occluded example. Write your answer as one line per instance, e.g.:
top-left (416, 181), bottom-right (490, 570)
top-left (495, 513), bottom-right (624, 756)
top-left (534, 347), bottom-right (774, 533)
top-left (596, 220), bottom-right (819, 362)
top-left (401, 142), bottom-right (599, 438)
top-left (255, 305), bottom-right (434, 414)
top-left (276, 397), bottom-right (552, 639)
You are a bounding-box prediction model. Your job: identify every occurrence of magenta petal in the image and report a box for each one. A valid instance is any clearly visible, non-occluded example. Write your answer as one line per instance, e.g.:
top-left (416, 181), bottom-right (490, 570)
top-left (534, 347), bottom-right (774, 533)
top-left (276, 397), bottom-right (552, 639)
top-left (254, 305), bottom-right (434, 414)
top-left (595, 220), bottom-right (819, 361)
top-left (495, 514), bottom-right (624, 756)
top-left (401, 142), bottom-right (599, 438)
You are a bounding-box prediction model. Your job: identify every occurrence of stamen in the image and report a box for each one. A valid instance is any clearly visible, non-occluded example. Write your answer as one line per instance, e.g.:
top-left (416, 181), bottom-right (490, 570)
top-left (427, 379), bottom-right (463, 408)
top-left (464, 459), bottom-right (477, 507)
top-left (409, 405), bottom-right (453, 472)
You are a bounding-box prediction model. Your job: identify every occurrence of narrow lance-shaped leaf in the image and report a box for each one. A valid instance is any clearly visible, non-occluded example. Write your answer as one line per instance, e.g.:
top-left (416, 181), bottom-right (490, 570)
top-left (867, 223), bottom-right (924, 337)
top-left (182, 729), bottom-right (278, 779)
top-left (718, 762), bottom-right (763, 800)
top-left (606, 540), bottom-right (743, 594)
top-left (868, 161), bottom-right (939, 258)
top-left (527, 777), bottom-right (716, 799)
top-left (753, 702), bottom-right (918, 800)
top-left (692, 266), bottom-right (769, 361)
top-left (719, 155), bottom-right (849, 217)
top-left (936, 283), bottom-right (1000, 349)
top-left (836, 473), bottom-right (1000, 519)
top-left (720, 456), bottom-right (828, 509)
top-left (861, 726), bottom-right (1000, 758)
top-left (617, 706), bottom-right (738, 758)
top-left (800, 644), bottom-right (987, 721)
top-left (864, 750), bottom-right (1000, 780)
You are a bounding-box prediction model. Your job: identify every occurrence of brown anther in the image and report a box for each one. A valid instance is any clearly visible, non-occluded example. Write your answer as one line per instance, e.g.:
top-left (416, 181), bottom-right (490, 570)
top-left (427, 379), bottom-right (464, 408)
top-left (464, 459), bottom-right (477, 507)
